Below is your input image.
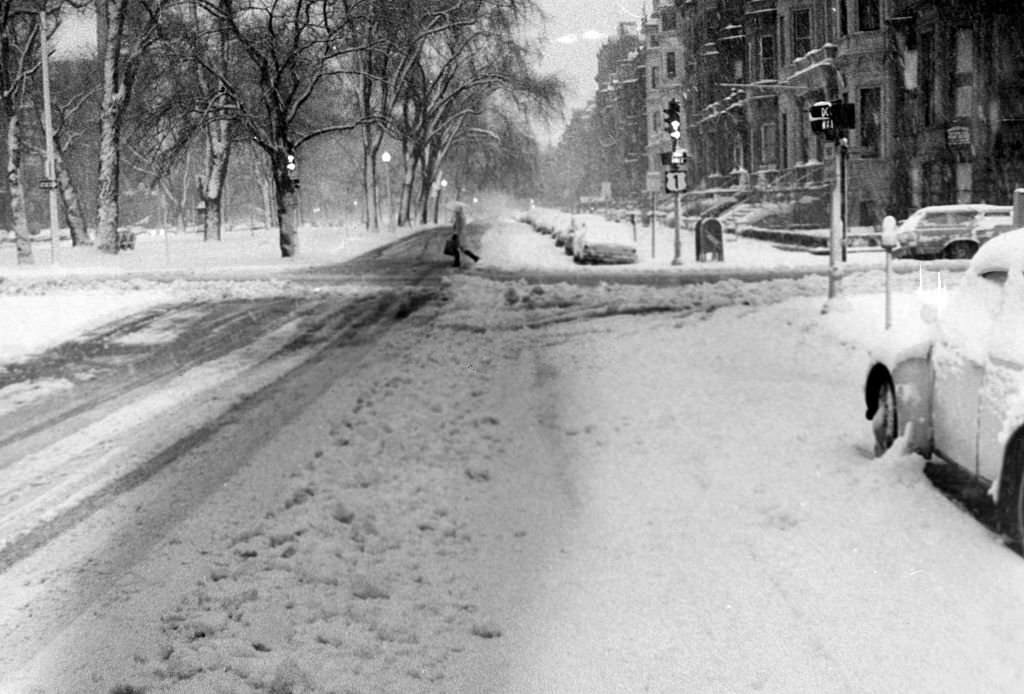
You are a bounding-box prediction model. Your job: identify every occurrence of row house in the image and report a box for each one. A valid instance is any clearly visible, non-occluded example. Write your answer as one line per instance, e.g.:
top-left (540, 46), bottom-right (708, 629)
top-left (642, 0), bottom-right (688, 193)
top-left (593, 22), bottom-right (649, 201)
top-left (888, 1), bottom-right (1024, 214)
top-left (641, 0), bottom-right (1024, 226)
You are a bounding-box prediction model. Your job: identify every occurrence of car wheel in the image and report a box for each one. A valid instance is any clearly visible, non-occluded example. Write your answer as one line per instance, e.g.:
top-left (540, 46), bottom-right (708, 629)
top-left (1000, 433), bottom-right (1024, 545)
top-left (944, 242), bottom-right (975, 259)
top-left (871, 377), bottom-right (898, 456)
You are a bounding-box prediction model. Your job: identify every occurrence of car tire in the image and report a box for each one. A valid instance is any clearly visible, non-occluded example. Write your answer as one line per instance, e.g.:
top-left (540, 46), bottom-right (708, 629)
top-left (872, 377), bottom-right (898, 457)
top-left (944, 242), bottom-right (976, 259)
top-left (999, 432), bottom-right (1024, 545)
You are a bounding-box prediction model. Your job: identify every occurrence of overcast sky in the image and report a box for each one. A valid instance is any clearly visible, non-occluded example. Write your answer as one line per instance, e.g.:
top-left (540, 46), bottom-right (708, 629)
top-left (532, 0), bottom-right (641, 144)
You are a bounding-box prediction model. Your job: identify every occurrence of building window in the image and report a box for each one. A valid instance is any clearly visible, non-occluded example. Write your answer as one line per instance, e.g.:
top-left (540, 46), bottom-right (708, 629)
top-left (660, 7), bottom-right (676, 32)
top-left (792, 9), bottom-right (811, 59)
top-left (839, 0), bottom-right (848, 35)
top-left (952, 28), bottom-right (974, 119)
top-left (760, 122), bottom-right (777, 167)
top-left (859, 87), bottom-right (881, 157)
top-left (650, 66), bottom-right (658, 89)
top-left (652, 113), bottom-right (659, 133)
top-left (759, 34), bottom-right (776, 80)
top-left (666, 51), bottom-right (676, 79)
top-left (858, 0), bottom-right (880, 32)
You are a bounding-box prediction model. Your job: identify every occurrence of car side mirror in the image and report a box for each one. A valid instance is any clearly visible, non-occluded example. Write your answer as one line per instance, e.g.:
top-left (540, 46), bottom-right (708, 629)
top-left (880, 215), bottom-right (899, 250)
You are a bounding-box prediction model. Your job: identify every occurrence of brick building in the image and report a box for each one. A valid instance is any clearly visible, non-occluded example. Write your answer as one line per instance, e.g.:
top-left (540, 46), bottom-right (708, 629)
top-left (634, 0), bottom-right (1024, 226)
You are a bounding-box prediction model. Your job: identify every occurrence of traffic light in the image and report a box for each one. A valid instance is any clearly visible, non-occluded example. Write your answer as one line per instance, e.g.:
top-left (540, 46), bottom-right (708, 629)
top-left (834, 101), bottom-right (856, 130)
top-left (663, 98), bottom-right (682, 145)
top-left (286, 153), bottom-right (297, 173)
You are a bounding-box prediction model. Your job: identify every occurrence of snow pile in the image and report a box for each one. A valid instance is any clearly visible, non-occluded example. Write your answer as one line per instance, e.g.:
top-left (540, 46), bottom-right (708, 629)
top-left (0, 289), bottom-right (173, 366)
top-left (45, 310), bottom-right (539, 693)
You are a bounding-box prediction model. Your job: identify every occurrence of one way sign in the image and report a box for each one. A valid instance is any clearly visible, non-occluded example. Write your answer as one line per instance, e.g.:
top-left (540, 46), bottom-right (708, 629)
top-left (664, 169), bottom-right (686, 193)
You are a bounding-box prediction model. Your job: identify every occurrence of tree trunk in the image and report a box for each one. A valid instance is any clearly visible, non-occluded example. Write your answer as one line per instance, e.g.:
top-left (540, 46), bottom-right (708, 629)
top-left (260, 176), bottom-right (273, 231)
top-left (201, 123), bottom-right (230, 242)
top-left (200, 12), bottom-right (231, 242)
top-left (274, 172), bottom-right (298, 257)
top-left (96, 87), bottom-right (123, 254)
top-left (361, 123), bottom-right (379, 233)
top-left (96, 0), bottom-right (135, 254)
top-left (54, 148), bottom-right (90, 246)
top-left (6, 112), bottom-right (33, 264)
top-left (399, 150), bottom-right (419, 227)
top-left (399, 173), bottom-right (413, 227)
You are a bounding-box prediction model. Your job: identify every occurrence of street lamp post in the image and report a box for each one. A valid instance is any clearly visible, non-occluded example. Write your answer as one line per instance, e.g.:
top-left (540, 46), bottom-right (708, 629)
top-left (434, 178), bottom-right (447, 224)
top-left (381, 151), bottom-right (393, 231)
top-left (39, 11), bottom-right (59, 264)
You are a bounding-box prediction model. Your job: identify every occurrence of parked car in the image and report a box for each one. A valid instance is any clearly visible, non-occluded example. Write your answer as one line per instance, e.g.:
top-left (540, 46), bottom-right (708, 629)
top-left (893, 203), bottom-right (1012, 259)
top-left (573, 220), bottom-right (637, 264)
top-left (864, 227), bottom-right (1024, 540)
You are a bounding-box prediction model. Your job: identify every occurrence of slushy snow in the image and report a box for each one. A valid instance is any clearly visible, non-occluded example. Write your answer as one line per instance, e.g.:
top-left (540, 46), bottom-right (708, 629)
top-left (2, 210), bottom-right (1023, 693)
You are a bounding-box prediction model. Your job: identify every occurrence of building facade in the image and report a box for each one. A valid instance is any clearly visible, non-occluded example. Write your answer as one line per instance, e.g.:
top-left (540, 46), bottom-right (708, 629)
top-left (642, 0), bottom-right (688, 192)
top-left (593, 22), bottom-right (648, 201)
top-left (631, 0), bottom-right (1024, 225)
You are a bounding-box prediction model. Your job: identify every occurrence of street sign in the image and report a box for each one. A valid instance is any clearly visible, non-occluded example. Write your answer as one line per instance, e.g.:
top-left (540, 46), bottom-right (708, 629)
top-left (38, 179), bottom-right (58, 190)
top-left (664, 170), bottom-right (686, 193)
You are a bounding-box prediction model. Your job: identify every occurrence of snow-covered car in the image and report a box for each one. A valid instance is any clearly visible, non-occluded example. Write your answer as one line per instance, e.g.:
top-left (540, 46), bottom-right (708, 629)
top-left (553, 216), bottom-right (584, 249)
top-left (573, 220), bottom-right (637, 264)
top-left (892, 204), bottom-right (1012, 259)
top-left (864, 227), bottom-right (1024, 539)
top-left (528, 208), bottom-right (572, 237)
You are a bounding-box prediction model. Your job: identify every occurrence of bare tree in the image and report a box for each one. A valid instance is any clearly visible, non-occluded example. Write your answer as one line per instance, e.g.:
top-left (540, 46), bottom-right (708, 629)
top-left (387, 0), bottom-right (561, 225)
top-left (27, 58), bottom-right (96, 246)
top-left (0, 1), bottom-right (41, 264)
top-left (94, 0), bottom-right (164, 253)
top-left (195, 0), bottom-right (373, 257)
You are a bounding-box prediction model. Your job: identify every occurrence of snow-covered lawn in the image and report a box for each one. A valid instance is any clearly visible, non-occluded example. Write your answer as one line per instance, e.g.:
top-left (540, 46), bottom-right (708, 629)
top-left (5, 207), bottom-right (1021, 693)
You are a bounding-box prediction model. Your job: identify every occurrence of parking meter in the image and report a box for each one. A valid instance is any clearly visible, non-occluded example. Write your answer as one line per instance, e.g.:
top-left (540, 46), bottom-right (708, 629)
top-left (880, 215), bottom-right (897, 329)
top-left (880, 215), bottom-right (899, 250)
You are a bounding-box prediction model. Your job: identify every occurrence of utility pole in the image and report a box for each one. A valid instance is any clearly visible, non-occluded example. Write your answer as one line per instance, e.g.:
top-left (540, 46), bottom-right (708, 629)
top-left (810, 99), bottom-right (855, 301)
top-left (39, 12), bottom-right (60, 264)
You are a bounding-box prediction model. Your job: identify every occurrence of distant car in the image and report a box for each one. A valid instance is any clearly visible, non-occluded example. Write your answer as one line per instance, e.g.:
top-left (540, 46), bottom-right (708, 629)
top-left (864, 227), bottom-right (1024, 540)
top-left (573, 222), bottom-right (637, 264)
top-left (893, 204), bottom-right (1012, 259)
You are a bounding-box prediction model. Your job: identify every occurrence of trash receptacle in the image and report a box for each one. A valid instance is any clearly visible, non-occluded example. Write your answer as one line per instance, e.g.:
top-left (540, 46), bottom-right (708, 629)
top-left (696, 217), bottom-right (723, 262)
top-left (116, 229), bottom-right (135, 250)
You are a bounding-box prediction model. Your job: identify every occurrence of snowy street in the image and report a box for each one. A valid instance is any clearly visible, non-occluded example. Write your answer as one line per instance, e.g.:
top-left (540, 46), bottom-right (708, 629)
top-left (1, 214), bottom-right (1023, 692)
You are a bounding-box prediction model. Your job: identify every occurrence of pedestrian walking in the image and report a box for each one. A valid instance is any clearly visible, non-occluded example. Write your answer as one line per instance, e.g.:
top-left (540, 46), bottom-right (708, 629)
top-left (443, 205), bottom-right (479, 267)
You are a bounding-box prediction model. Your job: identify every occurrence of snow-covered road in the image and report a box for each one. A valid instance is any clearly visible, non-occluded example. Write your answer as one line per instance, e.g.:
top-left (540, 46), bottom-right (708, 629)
top-left (445, 298), bottom-right (1024, 693)
top-left (2, 213), bottom-right (1023, 693)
